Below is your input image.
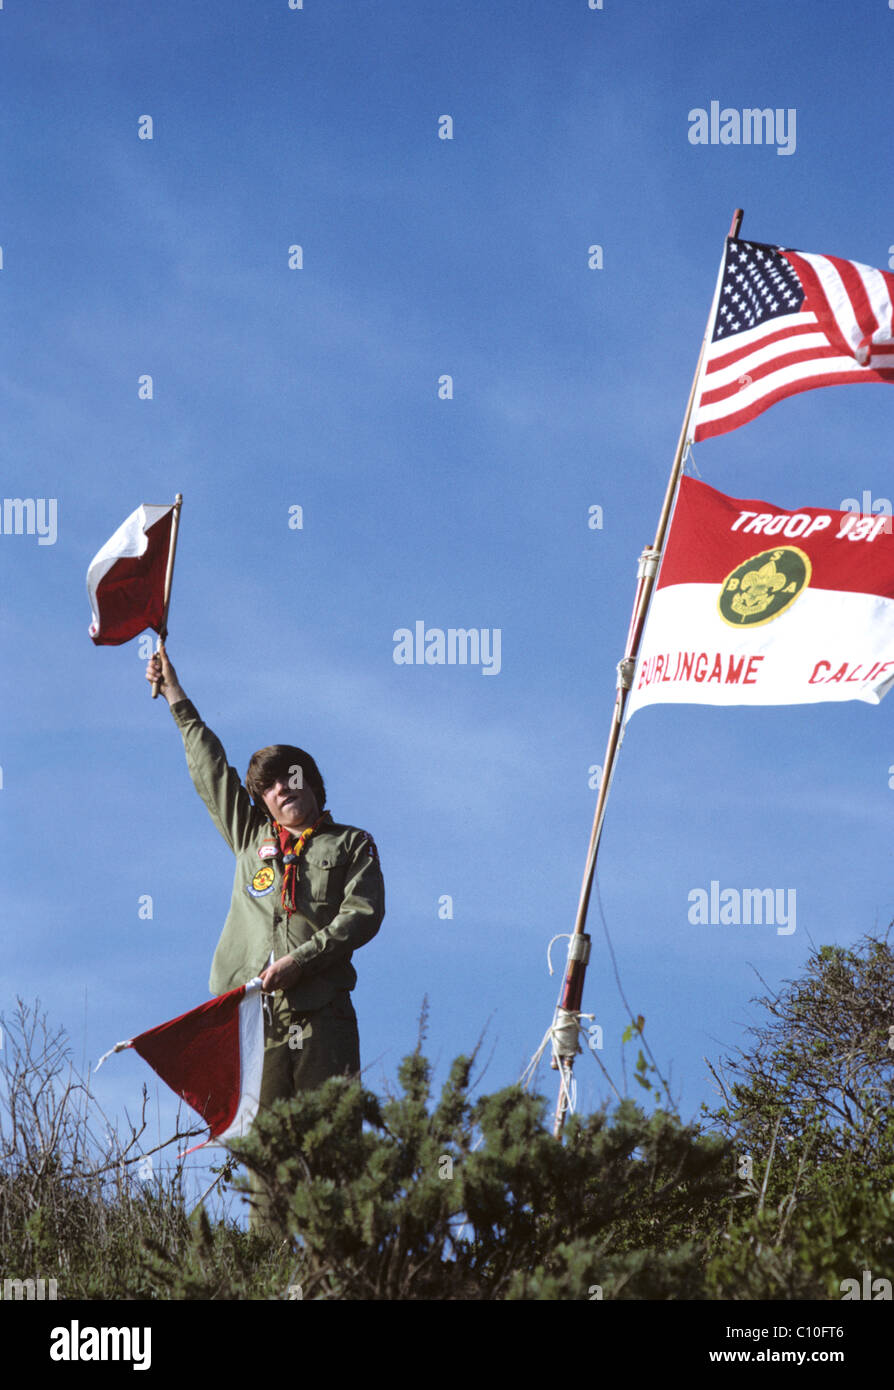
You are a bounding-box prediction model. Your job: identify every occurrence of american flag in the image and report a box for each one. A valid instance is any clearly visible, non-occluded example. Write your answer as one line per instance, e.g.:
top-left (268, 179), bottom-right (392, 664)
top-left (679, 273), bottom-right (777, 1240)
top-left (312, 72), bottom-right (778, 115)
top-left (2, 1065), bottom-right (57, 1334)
top-left (691, 238), bottom-right (894, 442)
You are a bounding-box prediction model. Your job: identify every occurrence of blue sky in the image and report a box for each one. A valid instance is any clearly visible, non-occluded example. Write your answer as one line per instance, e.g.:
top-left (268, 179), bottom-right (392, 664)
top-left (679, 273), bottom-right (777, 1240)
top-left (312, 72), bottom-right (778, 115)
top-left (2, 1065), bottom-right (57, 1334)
top-left (3, 1), bottom-right (894, 1221)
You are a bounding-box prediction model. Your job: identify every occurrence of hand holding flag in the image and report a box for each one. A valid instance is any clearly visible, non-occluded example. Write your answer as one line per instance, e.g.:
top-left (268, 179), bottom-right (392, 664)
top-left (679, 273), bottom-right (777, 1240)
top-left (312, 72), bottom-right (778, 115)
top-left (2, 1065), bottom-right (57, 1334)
top-left (144, 641), bottom-right (187, 706)
top-left (259, 954), bottom-right (303, 993)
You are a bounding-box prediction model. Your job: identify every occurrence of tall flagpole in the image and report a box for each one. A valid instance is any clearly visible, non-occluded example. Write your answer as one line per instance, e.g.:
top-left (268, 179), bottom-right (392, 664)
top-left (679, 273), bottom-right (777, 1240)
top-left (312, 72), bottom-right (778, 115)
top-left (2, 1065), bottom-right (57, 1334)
top-left (550, 211), bottom-right (744, 1138)
top-left (150, 493), bottom-right (183, 699)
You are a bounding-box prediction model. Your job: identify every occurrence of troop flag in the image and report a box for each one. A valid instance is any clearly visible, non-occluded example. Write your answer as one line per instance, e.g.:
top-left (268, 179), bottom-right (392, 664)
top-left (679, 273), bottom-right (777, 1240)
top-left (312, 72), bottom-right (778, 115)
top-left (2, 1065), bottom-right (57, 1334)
top-left (95, 979), bottom-right (265, 1153)
top-left (691, 239), bottom-right (894, 442)
top-left (87, 502), bottom-right (178, 645)
top-left (549, 216), bottom-right (894, 1139)
top-left (625, 477), bottom-right (894, 719)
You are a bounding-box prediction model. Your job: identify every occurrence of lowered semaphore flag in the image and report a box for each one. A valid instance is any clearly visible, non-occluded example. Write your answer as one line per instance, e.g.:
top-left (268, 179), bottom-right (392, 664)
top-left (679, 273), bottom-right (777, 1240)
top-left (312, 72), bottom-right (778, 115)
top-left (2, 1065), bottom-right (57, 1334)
top-left (95, 979), bottom-right (265, 1153)
top-left (625, 477), bottom-right (894, 719)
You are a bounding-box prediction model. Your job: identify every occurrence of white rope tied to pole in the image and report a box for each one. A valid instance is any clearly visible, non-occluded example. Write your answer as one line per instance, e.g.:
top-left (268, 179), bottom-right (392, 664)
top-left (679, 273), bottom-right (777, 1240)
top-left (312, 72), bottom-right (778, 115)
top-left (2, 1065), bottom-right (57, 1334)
top-left (522, 932), bottom-right (595, 1112)
top-left (546, 933), bottom-right (571, 976)
top-left (518, 1022), bottom-right (555, 1091)
top-left (636, 546), bottom-right (661, 580)
top-left (519, 1008), bottom-right (594, 1091)
top-left (550, 1006), bottom-right (589, 1062)
top-left (93, 1040), bottom-right (133, 1073)
top-left (555, 1059), bottom-right (576, 1118)
top-left (616, 657), bottom-right (636, 691)
top-left (519, 1025), bottom-right (576, 1117)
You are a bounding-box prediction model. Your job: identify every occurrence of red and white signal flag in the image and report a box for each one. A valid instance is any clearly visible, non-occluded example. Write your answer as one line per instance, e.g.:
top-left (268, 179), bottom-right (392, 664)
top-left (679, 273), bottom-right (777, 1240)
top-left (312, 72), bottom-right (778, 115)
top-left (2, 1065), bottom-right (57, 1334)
top-left (95, 979), bottom-right (265, 1153)
top-left (87, 502), bottom-right (178, 645)
top-left (691, 239), bottom-right (894, 442)
top-left (626, 478), bottom-right (894, 719)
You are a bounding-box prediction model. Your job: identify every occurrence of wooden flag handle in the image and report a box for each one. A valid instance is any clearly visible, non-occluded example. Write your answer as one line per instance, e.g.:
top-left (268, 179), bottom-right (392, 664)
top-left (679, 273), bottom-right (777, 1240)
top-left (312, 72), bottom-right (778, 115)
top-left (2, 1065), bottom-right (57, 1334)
top-left (151, 494), bottom-right (183, 699)
top-left (150, 654), bottom-right (166, 700)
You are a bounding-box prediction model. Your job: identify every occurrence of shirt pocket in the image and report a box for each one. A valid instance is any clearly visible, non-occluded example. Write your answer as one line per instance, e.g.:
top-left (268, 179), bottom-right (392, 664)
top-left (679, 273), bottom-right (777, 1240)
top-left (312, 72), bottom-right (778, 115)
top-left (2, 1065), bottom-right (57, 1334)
top-left (301, 849), bottom-right (345, 906)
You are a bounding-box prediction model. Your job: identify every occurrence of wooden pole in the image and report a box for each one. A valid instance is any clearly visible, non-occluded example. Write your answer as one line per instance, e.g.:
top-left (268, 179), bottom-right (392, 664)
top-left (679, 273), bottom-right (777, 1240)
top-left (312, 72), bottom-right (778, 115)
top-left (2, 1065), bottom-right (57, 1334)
top-left (551, 211), bottom-right (743, 1137)
top-left (151, 493), bottom-right (183, 699)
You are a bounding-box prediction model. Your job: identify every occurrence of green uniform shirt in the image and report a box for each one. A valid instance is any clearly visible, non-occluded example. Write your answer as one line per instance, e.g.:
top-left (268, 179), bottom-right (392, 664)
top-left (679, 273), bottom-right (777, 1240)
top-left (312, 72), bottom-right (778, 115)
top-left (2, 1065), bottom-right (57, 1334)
top-left (170, 699), bottom-right (384, 1012)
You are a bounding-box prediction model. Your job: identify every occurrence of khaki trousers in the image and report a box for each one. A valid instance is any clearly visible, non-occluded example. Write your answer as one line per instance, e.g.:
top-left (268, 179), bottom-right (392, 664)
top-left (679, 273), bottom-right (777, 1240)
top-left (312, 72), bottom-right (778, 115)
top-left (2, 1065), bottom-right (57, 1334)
top-left (247, 990), bottom-right (361, 1234)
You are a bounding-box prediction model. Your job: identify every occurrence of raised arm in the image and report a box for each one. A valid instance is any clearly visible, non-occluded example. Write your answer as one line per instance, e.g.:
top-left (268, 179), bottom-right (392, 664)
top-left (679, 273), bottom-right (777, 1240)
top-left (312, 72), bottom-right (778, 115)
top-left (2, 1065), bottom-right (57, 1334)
top-left (144, 641), bottom-right (261, 854)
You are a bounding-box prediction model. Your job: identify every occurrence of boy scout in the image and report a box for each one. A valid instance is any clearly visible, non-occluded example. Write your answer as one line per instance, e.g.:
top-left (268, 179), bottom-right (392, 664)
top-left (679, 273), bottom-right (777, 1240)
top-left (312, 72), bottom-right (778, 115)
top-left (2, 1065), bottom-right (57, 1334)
top-left (144, 642), bottom-right (384, 1135)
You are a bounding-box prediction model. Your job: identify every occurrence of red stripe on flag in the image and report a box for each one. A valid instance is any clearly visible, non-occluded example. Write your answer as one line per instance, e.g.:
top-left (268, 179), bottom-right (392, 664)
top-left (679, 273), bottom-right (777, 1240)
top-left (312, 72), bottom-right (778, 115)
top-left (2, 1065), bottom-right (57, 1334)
top-left (694, 366), bottom-right (894, 442)
top-left (833, 256), bottom-right (883, 353)
top-left (703, 319), bottom-right (819, 374)
top-left (780, 252), bottom-right (857, 361)
top-left (699, 344), bottom-right (844, 405)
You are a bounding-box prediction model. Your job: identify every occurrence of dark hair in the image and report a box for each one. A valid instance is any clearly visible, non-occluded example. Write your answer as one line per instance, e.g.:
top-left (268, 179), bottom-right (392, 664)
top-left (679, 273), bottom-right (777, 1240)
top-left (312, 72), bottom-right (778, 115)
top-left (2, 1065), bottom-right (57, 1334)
top-left (246, 745), bottom-right (326, 815)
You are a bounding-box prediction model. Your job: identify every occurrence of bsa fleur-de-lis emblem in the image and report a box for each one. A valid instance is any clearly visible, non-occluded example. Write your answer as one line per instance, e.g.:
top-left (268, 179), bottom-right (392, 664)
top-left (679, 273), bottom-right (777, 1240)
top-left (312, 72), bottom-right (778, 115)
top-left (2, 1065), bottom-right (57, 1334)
top-left (732, 554), bottom-right (786, 617)
top-left (718, 547), bottom-right (812, 627)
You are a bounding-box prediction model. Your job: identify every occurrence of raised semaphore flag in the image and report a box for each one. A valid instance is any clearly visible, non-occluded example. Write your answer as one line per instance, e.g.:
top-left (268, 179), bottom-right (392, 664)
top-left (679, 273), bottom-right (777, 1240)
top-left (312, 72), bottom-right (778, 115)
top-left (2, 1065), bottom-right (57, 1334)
top-left (87, 499), bottom-right (182, 647)
top-left (625, 477), bottom-right (894, 719)
top-left (691, 239), bottom-right (894, 442)
top-left (87, 496), bottom-right (182, 697)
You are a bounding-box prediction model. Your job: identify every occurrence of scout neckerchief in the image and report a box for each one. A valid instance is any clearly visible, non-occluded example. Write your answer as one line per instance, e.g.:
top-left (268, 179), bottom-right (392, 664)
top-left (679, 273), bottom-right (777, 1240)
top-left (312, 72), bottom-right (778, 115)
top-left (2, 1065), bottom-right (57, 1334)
top-left (271, 810), bottom-right (331, 921)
